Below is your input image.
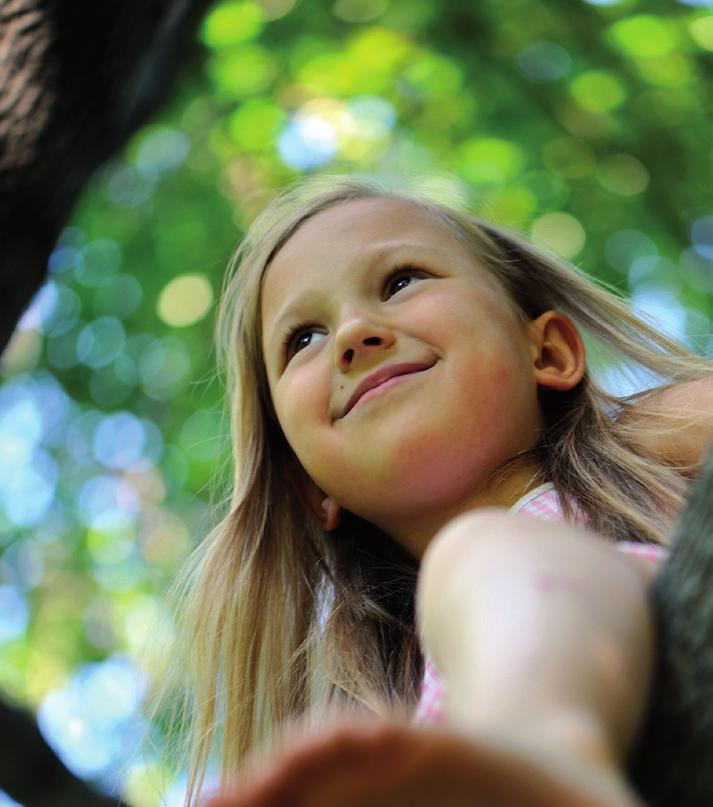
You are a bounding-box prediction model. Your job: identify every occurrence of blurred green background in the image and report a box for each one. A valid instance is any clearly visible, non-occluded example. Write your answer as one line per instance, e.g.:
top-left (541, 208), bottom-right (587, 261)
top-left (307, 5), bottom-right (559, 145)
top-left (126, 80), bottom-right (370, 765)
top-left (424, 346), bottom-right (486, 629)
top-left (1, 0), bottom-right (712, 803)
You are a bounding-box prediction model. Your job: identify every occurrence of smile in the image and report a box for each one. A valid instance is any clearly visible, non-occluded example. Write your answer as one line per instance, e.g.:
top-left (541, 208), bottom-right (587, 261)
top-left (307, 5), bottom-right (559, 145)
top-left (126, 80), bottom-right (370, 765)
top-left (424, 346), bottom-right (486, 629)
top-left (340, 361), bottom-right (436, 418)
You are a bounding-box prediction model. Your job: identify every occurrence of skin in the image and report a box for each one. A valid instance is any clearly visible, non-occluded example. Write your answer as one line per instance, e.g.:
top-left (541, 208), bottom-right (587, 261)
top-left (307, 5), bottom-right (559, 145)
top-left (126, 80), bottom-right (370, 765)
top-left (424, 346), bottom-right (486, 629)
top-left (207, 199), bottom-right (712, 806)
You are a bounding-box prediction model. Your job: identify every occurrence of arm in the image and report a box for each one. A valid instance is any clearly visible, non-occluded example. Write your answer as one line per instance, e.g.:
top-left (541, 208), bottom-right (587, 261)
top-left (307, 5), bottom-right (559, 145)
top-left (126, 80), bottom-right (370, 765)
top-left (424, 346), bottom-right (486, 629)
top-left (417, 509), bottom-right (653, 765)
top-left (621, 377), bottom-right (713, 472)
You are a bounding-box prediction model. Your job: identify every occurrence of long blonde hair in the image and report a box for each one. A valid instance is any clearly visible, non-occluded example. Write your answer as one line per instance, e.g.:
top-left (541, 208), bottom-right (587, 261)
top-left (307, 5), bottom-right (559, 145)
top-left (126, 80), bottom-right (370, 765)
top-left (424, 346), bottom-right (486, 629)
top-left (161, 176), bottom-right (711, 803)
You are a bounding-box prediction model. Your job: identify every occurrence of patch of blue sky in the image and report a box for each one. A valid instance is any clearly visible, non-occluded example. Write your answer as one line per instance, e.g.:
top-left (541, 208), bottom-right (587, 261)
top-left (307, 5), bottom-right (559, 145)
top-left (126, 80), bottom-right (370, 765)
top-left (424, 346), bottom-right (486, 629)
top-left (93, 412), bottom-right (147, 470)
top-left (631, 287), bottom-right (688, 345)
top-left (278, 116), bottom-right (337, 171)
top-left (0, 388), bottom-right (57, 526)
top-left (38, 656), bottom-right (147, 783)
top-left (18, 279), bottom-right (60, 331)
top-left (1, 452), bottom-right (57, 527)
top-left (0, 585), bottom-right (29, 642)
top-left (77, 475), bottom-right (140, 530)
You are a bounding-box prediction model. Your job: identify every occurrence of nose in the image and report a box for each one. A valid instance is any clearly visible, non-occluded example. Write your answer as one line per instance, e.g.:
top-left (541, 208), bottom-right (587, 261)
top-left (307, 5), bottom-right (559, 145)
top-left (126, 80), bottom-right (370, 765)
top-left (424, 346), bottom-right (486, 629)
top-left (334, 310), bottom-right (395, 371)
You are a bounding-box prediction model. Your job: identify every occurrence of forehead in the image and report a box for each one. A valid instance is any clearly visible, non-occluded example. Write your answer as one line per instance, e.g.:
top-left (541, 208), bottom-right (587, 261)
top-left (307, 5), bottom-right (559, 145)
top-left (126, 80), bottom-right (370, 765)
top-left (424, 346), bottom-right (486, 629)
top-left (268, 198), bottom-right (463, 271)
top-left (261, 197), bottom-right (472, 324)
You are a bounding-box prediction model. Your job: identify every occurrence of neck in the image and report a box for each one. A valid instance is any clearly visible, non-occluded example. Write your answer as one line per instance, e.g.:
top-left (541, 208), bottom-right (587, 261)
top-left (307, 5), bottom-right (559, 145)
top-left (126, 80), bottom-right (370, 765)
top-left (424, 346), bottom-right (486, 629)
top-left (389, 459), bottom-right (546, 560)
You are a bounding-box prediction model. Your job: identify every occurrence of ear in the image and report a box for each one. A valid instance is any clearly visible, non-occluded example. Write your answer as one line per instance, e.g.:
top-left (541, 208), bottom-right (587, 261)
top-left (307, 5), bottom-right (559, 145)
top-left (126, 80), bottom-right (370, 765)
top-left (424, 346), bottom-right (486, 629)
top-left (529, 311), bottom-right (586, 392)
top-left (288, 465), bottom-right (342, 532)
top-left (318, 496), bottom-right (342, 532)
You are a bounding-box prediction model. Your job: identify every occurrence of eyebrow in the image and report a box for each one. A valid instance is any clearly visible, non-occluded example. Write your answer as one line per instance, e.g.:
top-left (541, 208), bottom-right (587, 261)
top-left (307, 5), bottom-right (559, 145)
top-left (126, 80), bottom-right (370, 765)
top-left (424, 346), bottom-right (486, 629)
top-left (265, 241), bottom-right (451, 361)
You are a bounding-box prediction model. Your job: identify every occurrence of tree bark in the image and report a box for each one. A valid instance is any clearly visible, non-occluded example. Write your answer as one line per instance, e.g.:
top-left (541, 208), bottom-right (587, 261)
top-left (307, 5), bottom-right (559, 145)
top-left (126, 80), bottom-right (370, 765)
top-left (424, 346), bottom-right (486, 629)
top-left (0, 0), bottom-right (212, 354)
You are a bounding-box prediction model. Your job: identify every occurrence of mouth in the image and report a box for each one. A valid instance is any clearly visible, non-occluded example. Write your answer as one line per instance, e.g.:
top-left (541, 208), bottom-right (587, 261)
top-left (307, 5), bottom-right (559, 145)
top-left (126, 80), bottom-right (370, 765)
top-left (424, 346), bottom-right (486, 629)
top-left (340, 360), bottom-right (436, 418)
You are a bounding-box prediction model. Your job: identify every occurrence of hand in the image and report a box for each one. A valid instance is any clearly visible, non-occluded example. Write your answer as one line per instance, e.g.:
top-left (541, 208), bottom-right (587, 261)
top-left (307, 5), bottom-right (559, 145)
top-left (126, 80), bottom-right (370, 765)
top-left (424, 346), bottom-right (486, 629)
top-left (203, 718), bottom-right (632, 807)
top-left (204, 719), bottom-right (477, 807)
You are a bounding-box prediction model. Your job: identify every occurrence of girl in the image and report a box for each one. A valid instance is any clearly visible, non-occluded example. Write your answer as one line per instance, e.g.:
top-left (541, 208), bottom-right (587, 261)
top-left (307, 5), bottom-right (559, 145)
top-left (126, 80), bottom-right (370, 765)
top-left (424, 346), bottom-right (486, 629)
top-left (162, 177), bottom-right (712, 806)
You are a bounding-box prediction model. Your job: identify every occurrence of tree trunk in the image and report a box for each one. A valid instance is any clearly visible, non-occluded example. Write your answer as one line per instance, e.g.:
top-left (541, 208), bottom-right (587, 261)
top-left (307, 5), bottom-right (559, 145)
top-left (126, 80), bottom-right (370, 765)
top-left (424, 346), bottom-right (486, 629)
top-left (0, 0), bottom-right (212, 354)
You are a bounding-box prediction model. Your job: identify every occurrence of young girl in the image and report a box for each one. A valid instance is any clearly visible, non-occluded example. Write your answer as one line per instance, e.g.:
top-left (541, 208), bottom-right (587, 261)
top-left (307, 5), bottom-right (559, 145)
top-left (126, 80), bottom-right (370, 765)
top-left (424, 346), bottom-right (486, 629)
top-left (163, 177), bottom-right (713, 806)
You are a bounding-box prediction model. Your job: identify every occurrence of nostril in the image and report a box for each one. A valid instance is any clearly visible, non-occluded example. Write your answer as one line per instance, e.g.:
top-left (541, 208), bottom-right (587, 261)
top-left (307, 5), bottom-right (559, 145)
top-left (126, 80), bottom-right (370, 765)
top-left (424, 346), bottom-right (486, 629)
top-left (363, 336), bottom-right (381, 345)
top-left (343, 348), bottom-right (354, 363)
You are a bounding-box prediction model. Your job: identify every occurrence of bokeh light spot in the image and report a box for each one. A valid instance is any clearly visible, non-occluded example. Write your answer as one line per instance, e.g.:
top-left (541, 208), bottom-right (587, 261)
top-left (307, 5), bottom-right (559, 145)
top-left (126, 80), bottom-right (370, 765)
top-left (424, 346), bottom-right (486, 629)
top-left (255, 0), bottom-right (296, 18)
top-left (157, 275), bottom-right (214, 327)
top-left (0, 586), bottom-right (29, 642)
top-left (0, 397), bottom-right (43, 466)
top-left (607, 15), bottom-right (678, 59)
top-left (135, 128), bottom-right (190, 175)
top-left (691, 216), bottom-right (713, 260)
top-left (138, 338), bottom-right (191, 401)
top-left (605, 229), bottom-right (658, 274)
top-left (570, 70), bottom-right (627, 112)
top-left (631, 288), bottom-right (687, 342)
top-left (689, 15), bottom-right (713, 50)
top-left (458, 137), bottom-right (524, 186)
top-left (93, 412), bottom-right (147, 470)
top-left (516, 42), bottom-right (572, 82)
top-left (87, 524), bottom-right (136, 566)
top-left (104, 164), bottom-right (155, 208)
top-left (93, 274), bottom-right (143, 320)
top-left (76, 240), bottom-right (121, 287)
top-left (48, 244), bottom-right (82, 276)
top-left (76, 317), bottom-right (126, 369)
top-left (596, 153), bottom-right (649, 196)
top-left (38, 656), bottom-right (146, 780)
top-left (2, 460), bottom-right (56, 527)
top-left (18, 281), bottom-right (59, 332)
top-left (210, 46), bottom-right (277, 98)
top-left (229, 99), bottom-right (285, 151)
top-left (530, 212), bottom-right (586, 258)
top-left (202, 1), bottom-right (263, 47)
top-left (333, 0), bottom-right (389, 23)
top-left (278, 116), bottom-right (338, 170)
top-left (43, 286), bottom-right (81, 337)
top-left (78, 475), bottom-right (140, 530)
top-left (680, 247), bottom-right (713, 293)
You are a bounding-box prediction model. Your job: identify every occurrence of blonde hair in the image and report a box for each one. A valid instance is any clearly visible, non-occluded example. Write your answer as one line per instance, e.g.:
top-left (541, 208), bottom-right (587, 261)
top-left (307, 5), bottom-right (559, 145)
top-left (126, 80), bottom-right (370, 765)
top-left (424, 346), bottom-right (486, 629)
top-left (160, 176), bottom-right (711, 803)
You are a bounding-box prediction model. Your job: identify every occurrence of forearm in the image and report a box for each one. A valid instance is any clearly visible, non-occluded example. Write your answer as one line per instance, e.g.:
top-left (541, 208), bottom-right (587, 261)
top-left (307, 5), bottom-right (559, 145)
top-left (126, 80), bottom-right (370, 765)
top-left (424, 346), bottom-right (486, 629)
top-left (417, 510), bottom-right (654, 761)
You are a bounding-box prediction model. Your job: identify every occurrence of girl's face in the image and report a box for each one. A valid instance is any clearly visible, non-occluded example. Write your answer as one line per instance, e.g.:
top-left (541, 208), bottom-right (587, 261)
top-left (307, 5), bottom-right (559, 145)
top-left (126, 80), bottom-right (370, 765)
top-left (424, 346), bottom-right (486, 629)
top-left (261, 198), bottom-right (546, 554)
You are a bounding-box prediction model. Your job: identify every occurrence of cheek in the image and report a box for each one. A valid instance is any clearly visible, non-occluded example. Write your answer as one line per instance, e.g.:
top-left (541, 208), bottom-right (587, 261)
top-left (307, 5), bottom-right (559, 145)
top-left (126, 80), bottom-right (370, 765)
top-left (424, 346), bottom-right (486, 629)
top-left (274, 367), bottom-right (331, 455)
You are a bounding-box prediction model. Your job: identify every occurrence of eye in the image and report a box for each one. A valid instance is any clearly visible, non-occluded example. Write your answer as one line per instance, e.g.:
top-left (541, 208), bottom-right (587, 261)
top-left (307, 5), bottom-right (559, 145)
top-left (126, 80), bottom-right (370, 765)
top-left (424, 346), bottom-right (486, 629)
top-left (383, 264), bottom-right (427, 299)
top-left (284, 325), bottom-right (325, 360)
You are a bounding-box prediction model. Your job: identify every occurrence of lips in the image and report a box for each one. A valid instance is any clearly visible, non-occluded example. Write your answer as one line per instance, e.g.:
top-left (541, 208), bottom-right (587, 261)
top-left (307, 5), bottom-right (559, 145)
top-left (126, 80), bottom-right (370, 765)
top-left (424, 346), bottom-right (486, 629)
top-left (340, 361), bottom-right (436, 418)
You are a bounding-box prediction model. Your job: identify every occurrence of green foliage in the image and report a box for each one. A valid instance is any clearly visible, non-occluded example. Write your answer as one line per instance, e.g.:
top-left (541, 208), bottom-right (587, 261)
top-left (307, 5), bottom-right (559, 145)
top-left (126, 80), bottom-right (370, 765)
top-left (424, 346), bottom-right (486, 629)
top-left (1, 0), bottom-right (712, 802)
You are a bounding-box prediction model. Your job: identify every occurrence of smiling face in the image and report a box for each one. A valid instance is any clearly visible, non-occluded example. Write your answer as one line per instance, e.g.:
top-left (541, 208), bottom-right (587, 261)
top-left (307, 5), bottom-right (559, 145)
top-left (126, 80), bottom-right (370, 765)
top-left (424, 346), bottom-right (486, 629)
top-left (260, 198), bottom-right (547, 554)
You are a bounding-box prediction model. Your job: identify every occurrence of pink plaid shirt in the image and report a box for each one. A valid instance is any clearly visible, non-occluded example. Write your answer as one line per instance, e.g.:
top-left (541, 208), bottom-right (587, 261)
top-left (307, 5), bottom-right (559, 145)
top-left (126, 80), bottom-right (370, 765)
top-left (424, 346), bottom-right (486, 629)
top-left (412, 483), bottom-right (669, 725)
